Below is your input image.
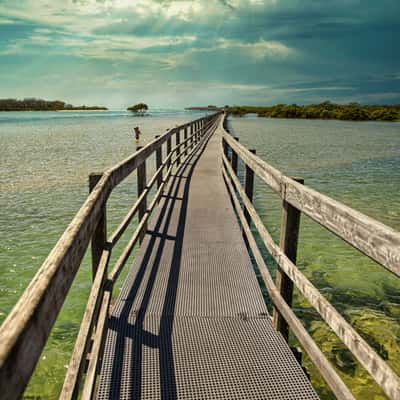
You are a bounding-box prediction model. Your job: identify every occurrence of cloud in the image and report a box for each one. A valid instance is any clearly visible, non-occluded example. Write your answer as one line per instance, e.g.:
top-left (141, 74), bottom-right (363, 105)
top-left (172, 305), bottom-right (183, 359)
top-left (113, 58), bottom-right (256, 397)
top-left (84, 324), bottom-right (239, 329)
top-left (216, 38), bottom-right (295, 59)
top-left (0, 0), bottom-right (399, 106)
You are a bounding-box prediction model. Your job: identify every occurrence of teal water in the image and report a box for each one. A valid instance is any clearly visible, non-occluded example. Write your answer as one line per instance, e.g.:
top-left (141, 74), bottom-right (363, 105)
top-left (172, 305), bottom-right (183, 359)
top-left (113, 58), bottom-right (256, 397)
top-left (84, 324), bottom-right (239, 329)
top-left (229, 116), bottom-right (400, 399)
top-left (0, 112), bottom-right (399, 398)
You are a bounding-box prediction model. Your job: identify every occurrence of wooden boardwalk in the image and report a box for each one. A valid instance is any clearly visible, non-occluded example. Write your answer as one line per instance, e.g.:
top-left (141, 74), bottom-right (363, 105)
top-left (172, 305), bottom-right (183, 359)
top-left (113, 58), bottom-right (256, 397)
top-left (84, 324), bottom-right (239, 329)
top-left (96, 121), bottom-right (318, 399)
top-left (1, 111), bottom-right (400, 400)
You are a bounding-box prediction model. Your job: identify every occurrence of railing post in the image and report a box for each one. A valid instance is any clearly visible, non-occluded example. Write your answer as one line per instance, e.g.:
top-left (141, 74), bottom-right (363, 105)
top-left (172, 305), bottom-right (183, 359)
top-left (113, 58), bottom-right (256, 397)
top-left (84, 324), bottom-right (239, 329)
top-left (231, 137), bottom-right (239, 175)
top-left (189, 124), bottom-right (193, 150)
top-left (197, 120), bottom-right (201, 139)
top-left (273, 177), bottom-right (304, 342)
top-left (222, 138), bottom-right (228, 158)
top-left (136, 146), bottom-right (147, 243)
top-left (244, 150), bottom-right (256, 227)
top-left (176, 128), bottom-right (181, 165)
top-left (89, 173), bottom-right (107, 281)
top-left (184, 126), bottom-right (188, 156)
top-left (155, 135), bottom-right (162, 189)
top-left (167, 136), bottom-right (172, 169)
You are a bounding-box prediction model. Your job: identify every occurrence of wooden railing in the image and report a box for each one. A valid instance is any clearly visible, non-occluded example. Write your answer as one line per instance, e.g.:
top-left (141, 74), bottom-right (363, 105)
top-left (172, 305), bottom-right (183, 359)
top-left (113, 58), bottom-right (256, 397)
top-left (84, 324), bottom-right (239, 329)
top-left (0, 111), bottom-right (222, 400)
top-left (221, 115), bottom-right (400, 400)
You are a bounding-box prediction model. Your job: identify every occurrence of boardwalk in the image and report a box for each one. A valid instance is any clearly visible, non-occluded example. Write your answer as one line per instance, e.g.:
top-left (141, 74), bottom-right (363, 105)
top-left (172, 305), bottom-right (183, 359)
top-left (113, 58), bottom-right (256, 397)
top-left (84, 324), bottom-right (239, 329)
top-left (96, 122), bottom-right (318, 399)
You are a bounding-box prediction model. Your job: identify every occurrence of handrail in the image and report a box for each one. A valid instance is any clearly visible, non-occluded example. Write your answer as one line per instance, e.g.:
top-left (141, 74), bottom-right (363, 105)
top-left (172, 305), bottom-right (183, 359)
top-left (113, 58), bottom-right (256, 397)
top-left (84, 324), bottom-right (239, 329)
top-left (222, 132), bottom-right (400, 277)
top-left (109, 120), bottom-right (210, 247)
top-left (222, 165), bottom-right (355, 400)
top-left (221, 114), bottom-right (400, 400)
top-left (68, 115), bottom-right (220, 400)
top-left (0, 111), bottom-right (222, 400)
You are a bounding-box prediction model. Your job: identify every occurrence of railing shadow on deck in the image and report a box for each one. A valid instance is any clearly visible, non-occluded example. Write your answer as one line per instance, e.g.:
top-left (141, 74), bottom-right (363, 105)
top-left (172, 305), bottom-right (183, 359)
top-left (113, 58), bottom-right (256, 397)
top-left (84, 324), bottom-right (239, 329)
top-left (106, 126), bottom-right (213, 400)
top-left (0, 110), bottom-right (222, 400)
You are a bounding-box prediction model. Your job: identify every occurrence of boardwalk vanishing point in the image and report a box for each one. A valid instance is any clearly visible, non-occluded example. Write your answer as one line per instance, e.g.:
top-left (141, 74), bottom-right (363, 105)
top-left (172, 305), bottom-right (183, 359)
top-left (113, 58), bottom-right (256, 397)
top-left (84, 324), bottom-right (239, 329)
top-left (0, 112), bottom-right (400, 399)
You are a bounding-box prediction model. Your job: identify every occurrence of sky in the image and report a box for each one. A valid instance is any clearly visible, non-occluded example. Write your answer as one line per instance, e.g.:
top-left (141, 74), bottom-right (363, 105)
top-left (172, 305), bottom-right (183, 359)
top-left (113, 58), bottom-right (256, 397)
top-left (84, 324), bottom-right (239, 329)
top-left (0, 0), bottom-right (399, 108)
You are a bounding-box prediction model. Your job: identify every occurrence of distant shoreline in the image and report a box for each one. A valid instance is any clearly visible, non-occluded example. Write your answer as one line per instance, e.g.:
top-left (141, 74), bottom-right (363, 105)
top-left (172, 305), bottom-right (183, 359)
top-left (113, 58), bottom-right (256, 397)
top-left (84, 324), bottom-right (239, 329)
top-left (0, 109), bottom-right (108, 112)
top-left (0, 98), bottom-right (108, 112)
top-left (56, 109), bottom-right (108, 112)
top-left (225, 103), bottom-right (400, 122)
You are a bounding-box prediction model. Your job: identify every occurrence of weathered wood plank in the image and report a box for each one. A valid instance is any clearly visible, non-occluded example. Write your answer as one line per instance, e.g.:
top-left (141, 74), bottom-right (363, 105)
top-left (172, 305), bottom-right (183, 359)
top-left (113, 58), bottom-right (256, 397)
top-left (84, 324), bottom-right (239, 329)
top-left (0, 173), bottom-right (112, 400)
top-left (89, 173), bottom-right (107, 281)
top-left (184, 126), bottom-right (188, 156)
top-left (109, 153), bottom-right (171, 247)
top-left (222, 131), bottom-right (282, 193)
top-left (166, 136), bottom-right (172, 169)
top-left (80, 290), bottom-right (111, 400)
top-left (283, 176), bottom-right (400, 277)
top-left (176, 128), bottom-right (181, 165)
top-left (273, 177), bottom-right (304, 341)
top-left (155, 135), bottom-right (162, 189)
top-left (60, 248), bottom-right (111, 400)
top-left (222, 165), bottom-right (355, 400)
top-left (136, 151), bottom-right (147, 244)
top-left (222, 130), bottom-right (400, 277)
top-left (231, 137), bottom-right (239, 175)
top-left (244, 149), bottom-right (256, 230)
top-left (190, 124), bottom-right (194, 150)
top-left (222, 153), bottom-right (400, 400)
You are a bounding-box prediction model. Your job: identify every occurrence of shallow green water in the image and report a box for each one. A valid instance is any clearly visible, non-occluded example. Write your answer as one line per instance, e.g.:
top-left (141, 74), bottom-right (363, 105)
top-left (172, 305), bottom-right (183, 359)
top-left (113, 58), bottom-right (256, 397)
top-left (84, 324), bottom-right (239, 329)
top-left (0, 113), bottom-right (399, 399)
top-left (0, 111), bottom-right (199, 398)
top-left (229, 116), bottom-right (400, 399)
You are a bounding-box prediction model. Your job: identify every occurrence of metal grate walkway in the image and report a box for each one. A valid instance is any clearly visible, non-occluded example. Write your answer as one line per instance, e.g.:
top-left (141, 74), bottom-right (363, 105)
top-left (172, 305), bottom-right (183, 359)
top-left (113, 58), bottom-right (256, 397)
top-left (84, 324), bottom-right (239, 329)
top-left (97, 121), bottom-right (319, 399)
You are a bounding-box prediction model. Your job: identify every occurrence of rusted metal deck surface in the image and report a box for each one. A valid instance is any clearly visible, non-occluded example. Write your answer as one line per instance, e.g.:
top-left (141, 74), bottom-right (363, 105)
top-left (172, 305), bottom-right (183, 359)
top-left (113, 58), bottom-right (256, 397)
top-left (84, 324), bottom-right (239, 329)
top-left (97, 125), bottom-right (319, 399)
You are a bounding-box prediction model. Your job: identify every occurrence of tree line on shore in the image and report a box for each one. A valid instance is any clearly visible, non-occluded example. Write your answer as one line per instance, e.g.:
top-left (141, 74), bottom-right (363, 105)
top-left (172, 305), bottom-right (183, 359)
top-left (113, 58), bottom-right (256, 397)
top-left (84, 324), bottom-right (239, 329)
top-left (226, 102), bottom-right (400, 121)
top-left (0, 98), bottom-right (107, 111)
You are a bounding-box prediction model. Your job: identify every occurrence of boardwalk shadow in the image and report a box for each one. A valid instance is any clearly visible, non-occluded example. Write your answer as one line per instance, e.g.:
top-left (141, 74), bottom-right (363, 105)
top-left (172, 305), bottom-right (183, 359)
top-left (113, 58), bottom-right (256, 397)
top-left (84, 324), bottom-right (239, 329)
top-left (106, 135), bottom-right (213, 400)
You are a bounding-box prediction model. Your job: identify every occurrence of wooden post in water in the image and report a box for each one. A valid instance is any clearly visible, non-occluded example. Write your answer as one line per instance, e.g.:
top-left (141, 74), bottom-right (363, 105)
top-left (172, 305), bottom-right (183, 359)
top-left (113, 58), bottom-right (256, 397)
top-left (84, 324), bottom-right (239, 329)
top-left (273, 177), bottom-right (304, 342)
top-left (231, 137), bottom-right (239, 175)
top-left (89, 173), bottom-right (107, 281)
top-left (136, 146), bottom-right (147, 243)
top-left (155, 135), bottom-right (162, 189)
top-left (176, 128), bottom-right (181, 165)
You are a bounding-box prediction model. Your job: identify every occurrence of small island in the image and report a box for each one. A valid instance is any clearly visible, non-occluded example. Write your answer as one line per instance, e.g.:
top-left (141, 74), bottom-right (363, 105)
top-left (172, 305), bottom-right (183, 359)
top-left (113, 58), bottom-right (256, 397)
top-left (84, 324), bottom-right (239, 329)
top-left (225, 102), bottom-right (400, 122)
top-left (0, 98), bottom-right (108, 111)
top-left (127, 103), bottom-right (148, 115)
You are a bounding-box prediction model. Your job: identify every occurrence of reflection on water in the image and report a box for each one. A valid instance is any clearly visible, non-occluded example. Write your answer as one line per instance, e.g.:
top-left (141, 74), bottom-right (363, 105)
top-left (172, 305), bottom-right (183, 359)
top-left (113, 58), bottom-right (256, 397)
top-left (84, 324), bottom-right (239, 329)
top-left (0, 112), bottom-right (399, 398)
top-left (230, 116), bottom-right (400, 399)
